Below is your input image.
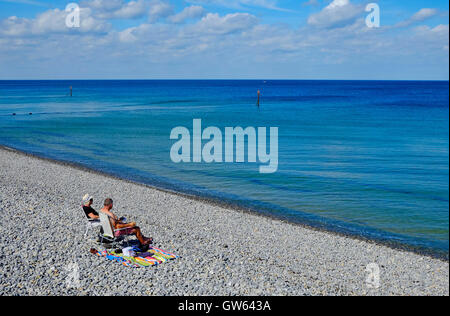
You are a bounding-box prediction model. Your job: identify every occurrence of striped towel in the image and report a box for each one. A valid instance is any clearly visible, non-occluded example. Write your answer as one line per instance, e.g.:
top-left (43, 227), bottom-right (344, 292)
top-left (91, 247), bottom-right (179, 268)
top-left (92, 250), bottom-right (140, 268)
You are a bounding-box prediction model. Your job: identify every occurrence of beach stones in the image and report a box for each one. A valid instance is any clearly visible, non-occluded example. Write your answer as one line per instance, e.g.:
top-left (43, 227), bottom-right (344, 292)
top-left (0, 147), bottom-right (448, 296)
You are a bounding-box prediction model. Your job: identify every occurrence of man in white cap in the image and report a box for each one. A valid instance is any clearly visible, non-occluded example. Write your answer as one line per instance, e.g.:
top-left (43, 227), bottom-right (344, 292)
top-left (82, 194), bottom-right (99, 220)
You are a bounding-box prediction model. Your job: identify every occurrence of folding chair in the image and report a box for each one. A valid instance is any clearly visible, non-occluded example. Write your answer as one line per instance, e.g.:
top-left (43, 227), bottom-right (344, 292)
top-left (98, 212), bottom-right (132, 248)
top-left (81, 206), bottom-right (102, 238)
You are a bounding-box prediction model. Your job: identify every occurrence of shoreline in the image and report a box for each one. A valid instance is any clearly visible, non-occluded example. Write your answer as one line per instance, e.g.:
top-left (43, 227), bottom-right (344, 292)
top-left (1, 144), bottom-right (448, 262)
top-left (0, 145), bottom-right (449, 295)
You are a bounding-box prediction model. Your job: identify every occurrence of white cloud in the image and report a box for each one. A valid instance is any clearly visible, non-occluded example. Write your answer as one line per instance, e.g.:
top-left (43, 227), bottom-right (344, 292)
top-left (118, 23), bottom-right (172, 43)
top-left (0, 8), bottom-right (110, 37)
top-left (82, 0), bottom-right (149, 19)
top-left (326, 0), bottom-right (348, 10)
top-left (0, 1), bottom-right (448, 80)
top-left (307, 0), bottom-right (364, 29)
top-left (411, 8), bottom-right (439, 22)
top-left (109, 0), bottom-right (149, 19)
top-left (168, 6), bottom-right (205, 24)
top-left (395, 8), bottom-right (439, 28)
top-left (82, 0), bottom-right (123, 11)
top-left (186, 0), bottom-right (290, 12)
top-left (0, 16), bottom-right (31, 37)
top-left (148, 0), bottom-right (174, 22)
top-left (83, 0), bottom-right (174, 22)
top-left (191, 12), bottom-right (258, 35)
top-left (413, 24), bottom-right (449, 51)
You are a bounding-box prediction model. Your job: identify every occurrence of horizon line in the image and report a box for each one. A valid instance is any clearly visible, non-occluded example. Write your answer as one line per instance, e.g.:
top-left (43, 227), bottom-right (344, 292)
top-left (0, 78), bottom-right (449, 82)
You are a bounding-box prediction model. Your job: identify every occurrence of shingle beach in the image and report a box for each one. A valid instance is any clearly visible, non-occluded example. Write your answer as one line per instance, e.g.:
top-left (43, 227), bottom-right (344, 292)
top-left (0, 146), bottom-right (448, 296)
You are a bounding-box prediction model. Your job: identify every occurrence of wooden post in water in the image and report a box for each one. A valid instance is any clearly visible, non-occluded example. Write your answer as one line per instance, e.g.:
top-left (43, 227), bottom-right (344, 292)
top-left (257, 90), bottom-right (260, 107)
top-left (70, 86), bottom-right (73, 97)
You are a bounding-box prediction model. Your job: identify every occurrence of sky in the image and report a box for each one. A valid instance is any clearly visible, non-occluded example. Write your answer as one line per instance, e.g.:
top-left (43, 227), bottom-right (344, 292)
top-left (0, 0), bottom-right (448, 80)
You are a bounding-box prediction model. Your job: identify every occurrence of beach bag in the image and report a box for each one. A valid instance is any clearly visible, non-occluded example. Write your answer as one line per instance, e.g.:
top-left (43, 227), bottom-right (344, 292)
top-left (122, 247), bottom-right (136, 257)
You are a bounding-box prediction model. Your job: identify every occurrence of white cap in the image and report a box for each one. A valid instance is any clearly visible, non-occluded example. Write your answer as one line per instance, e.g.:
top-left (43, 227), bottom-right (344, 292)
top-left (82, 194), bottom-right (93, 205)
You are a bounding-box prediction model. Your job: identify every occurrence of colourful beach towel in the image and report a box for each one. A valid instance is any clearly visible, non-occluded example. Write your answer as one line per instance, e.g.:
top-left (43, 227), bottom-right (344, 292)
top-left (91, 247), bottom-right (178, 268)
top-left (91, 249), bottom-right (140, 268)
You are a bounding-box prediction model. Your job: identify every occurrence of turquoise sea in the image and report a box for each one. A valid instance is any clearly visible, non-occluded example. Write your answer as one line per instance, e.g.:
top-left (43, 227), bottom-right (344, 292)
top-left (0, 80), bottom-right (448, 257)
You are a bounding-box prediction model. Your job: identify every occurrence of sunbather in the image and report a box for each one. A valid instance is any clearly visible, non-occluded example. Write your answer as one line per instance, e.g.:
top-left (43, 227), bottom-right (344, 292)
top-left (99, 198), bottom-right (153, 245)
top-left (82, 194), bottom-right (99, 220)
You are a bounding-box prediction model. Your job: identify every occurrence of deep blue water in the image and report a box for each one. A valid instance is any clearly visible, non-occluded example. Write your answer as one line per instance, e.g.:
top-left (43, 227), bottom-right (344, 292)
top-left (0, 80), bottom-right (448, 256)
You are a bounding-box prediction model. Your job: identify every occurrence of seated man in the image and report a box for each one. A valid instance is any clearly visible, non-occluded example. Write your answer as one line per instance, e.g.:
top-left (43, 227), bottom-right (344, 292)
top-left (100, 198), bottom-right (153, 245)
top-left (82, 194), bottom-right (99, 220)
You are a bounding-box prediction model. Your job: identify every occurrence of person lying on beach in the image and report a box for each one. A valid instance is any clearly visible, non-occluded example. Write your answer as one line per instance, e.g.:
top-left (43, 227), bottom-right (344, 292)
top-left (82, 194), bottom-right (99, 220)
top-left (100, 198), bottom-right (153, 246)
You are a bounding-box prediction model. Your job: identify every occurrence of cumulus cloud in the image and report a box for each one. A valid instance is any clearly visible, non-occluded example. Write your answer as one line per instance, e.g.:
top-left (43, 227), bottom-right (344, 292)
top-left (0, 1), bottom-right (448, 80)
top-left (307, 0), bottom-right (364, 29)
top-left (168, 6), bottom-right (206, 24)
top-left (0, 8), bottom-right (110, 37)
top-left (413, 24), bottom-right (449, 51)
top-left (191, 12), bottom-right (258, 35)
top-left (108, 0), bottom-right (149, 19)
top-left (118, 23), bottom-right (173, 43)
top-left (0, 16), bottom-right (31, 37)
top-left (148, 0), bottom-right (174, 22)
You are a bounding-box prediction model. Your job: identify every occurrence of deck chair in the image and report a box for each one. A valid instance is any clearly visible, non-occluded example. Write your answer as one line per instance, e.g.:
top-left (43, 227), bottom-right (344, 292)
top-left (81, 206), bottom-right (102, 238)
top-left (98, 212), bottom-right (132, 248)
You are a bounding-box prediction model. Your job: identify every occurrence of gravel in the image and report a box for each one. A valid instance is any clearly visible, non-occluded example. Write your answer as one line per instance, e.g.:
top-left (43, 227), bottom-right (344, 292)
top-left (0, 147), bottom-right (448, 296)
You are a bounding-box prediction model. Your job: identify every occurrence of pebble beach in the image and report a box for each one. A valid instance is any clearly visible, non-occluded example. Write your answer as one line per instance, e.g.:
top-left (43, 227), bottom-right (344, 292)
top-left (0, 146), bottom-right (448, 296)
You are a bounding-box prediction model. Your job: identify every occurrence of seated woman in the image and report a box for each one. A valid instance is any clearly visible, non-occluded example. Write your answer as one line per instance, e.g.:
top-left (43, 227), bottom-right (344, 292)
top-left (100, 198), bottom-right (153, 245)
top-left (82, 194), bottom-right (99, 220)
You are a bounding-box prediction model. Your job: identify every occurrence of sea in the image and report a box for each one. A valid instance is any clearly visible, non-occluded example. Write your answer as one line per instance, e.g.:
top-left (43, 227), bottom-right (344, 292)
top-left (0, 80), bottom-right (448, 257)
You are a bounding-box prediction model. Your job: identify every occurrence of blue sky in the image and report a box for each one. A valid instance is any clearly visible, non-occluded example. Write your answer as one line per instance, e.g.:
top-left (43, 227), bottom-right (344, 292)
top-left (0, 0), bottom-right (448, 79)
